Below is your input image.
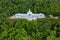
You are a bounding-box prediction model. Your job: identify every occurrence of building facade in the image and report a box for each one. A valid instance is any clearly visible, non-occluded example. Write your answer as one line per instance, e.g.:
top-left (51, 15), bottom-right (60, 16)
top-left (10, 10), bottom-right (46, 20)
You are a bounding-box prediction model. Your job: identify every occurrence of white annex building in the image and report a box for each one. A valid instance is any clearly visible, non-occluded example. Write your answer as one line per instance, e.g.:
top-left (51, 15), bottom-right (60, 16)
top-left (10, 10), bottom-right (46, 20)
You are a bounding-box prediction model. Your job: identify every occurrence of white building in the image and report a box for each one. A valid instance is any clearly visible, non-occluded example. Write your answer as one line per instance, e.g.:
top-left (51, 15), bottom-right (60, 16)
top-left (10, 10), bottom-right (46, 20)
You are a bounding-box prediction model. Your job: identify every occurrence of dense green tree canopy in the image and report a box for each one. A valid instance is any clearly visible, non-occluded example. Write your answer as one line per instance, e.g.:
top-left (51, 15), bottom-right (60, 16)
top-left (0, 0), bottom-right (60, 16)
top-left (0, 0), bottom-right (60, 40)
top-left (0, 18), bottom-right (60, 40)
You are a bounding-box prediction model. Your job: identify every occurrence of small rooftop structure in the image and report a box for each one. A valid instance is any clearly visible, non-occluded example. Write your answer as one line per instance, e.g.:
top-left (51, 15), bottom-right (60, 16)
top-left (10, 9), bottom-right (46, 20)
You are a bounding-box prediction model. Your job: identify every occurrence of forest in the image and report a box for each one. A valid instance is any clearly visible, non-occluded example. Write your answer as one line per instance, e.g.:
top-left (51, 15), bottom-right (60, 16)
top-left (0, 18), bottom-right (60, 40)
top-left (0, 0), bottom-right (60, 40)
top-left (0, 0), bottom-right (60, 16)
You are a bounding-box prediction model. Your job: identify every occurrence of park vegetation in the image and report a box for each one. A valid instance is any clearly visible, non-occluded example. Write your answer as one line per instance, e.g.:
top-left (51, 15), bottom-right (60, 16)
top-left (0, 0), bottom-right (60, 16)
top-left (0, 0), bottom-right (60, 40)
top-left (0, 18), bottom-right (60, 40)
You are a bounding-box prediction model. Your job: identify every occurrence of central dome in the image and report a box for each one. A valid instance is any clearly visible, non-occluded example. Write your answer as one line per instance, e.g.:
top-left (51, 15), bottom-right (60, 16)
top-left (27, 9), bottom-right (33, 14)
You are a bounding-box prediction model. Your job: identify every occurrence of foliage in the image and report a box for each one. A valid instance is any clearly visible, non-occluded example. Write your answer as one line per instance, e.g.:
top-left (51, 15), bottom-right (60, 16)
top-left (0, 0), bottom-right (60, 16)
top-left (0, 0), bottom-right (60, 40)
top-left (0, 18), bottom-right (60, 40)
